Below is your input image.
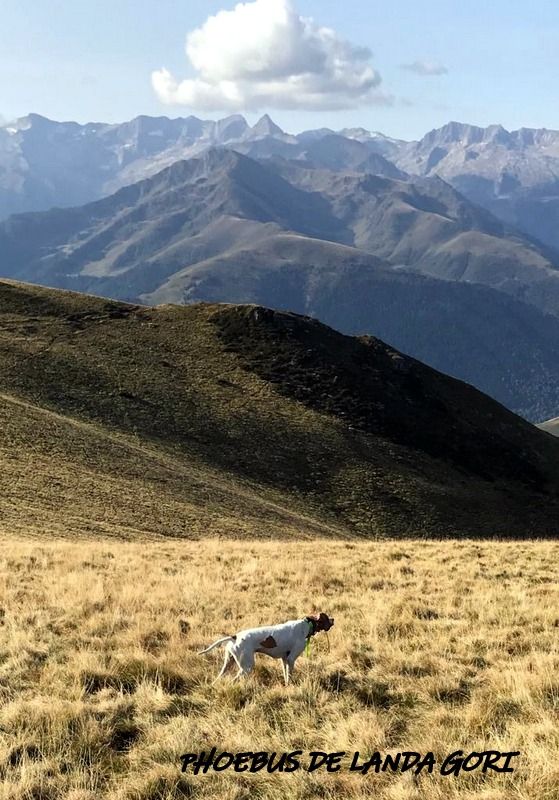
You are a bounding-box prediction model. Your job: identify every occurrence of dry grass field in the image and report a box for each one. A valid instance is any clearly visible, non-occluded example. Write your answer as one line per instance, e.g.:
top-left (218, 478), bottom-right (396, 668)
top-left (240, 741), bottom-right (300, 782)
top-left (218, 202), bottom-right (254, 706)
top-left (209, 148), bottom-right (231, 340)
top-left (0, 536), bottom-right (557, 800)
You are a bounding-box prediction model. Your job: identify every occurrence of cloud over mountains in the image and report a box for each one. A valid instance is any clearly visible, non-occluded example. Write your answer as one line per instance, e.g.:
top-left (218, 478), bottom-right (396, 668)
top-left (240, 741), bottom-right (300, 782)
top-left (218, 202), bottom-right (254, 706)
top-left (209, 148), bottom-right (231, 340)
top-left (401, 60), bottom-right (448, 76)
top-left (152, 0), bottom-right (388, 111)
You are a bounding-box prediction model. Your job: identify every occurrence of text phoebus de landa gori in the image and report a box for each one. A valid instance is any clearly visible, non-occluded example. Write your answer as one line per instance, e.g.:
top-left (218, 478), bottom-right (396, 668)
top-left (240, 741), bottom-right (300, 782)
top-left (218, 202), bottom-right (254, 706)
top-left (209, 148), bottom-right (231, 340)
top-left (180, 749), bottom-right (520, 776)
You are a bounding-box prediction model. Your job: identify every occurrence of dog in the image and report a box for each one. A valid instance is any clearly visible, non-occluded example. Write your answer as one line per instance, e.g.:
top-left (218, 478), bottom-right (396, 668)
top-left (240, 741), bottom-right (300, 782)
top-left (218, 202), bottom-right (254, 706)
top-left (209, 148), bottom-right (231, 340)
top-left (198, 612), bottom-right (334, 685)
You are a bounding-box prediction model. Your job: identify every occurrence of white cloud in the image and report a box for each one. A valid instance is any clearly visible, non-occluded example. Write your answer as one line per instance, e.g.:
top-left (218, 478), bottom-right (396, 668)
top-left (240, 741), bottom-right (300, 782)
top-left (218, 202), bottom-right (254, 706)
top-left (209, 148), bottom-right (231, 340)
top-left (401, 60), bottom-right (448, 76)
top-left (152, 0), bottom-right (388, 111)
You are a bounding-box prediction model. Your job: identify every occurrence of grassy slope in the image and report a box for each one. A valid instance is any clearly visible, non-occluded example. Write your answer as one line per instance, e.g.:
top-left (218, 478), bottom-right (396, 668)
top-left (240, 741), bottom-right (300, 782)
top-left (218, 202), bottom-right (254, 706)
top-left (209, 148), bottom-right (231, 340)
top-left (1, 281), bottom-right (346, 540)
top-left (3, 279), bottom-right (559, 538)
top-left (0, 537), bottom-right (557, 799)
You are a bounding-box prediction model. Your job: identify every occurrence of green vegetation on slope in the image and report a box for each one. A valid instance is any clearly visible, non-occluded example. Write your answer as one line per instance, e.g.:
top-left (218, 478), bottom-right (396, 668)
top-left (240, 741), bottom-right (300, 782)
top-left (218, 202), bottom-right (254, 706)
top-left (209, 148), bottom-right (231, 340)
top-left (2, 279), bottom-right (559, 538)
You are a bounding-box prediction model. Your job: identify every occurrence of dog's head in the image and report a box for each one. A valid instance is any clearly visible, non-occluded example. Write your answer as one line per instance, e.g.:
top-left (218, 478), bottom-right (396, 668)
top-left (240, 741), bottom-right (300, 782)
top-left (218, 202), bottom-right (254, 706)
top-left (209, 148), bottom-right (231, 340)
top-left (308, 612), bottom-right (334, 632)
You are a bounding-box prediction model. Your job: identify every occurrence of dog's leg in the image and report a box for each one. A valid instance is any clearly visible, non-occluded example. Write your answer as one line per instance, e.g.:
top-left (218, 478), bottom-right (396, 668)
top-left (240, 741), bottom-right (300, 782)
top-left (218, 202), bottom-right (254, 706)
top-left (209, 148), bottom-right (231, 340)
top-left (232, 651), bottom-right (254, 681)
top-left (228, 649), bottom-right (248, 682)
top-left (213, 650), bottom-right (234, 684)
top-left (285, 655), bottom-right (298, 686)
top-left (231, 658), bottom-right (249, 683)
top-left (281, 657), bottom-right (289, 686)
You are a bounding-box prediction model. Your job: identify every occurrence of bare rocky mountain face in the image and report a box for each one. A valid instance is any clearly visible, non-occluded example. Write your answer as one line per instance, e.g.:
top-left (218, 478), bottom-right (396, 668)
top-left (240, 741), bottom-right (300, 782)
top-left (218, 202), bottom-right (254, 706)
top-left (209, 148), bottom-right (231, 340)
top-left (381, 121), bottom-right (559, 252)
top-left (0, 112), bottom-right (402, 220)
top-left (3, 149), bottom-right (559, 421)
top-left (0, 112), bottom-right (253, 218)
top-left (3, 112), bottom-right (559, 251)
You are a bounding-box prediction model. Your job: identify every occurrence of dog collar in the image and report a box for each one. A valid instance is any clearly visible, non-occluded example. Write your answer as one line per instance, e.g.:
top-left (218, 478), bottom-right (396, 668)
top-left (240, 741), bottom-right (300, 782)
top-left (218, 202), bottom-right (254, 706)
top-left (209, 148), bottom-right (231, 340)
top-left (304, 618), bottom-right (315, 657)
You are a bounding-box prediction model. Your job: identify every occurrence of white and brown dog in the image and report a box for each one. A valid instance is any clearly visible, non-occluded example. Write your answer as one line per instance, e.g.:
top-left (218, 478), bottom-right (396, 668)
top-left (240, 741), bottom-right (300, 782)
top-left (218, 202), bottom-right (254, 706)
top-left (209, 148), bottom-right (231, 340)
top-left (198, 613), bottom-right (334, 685)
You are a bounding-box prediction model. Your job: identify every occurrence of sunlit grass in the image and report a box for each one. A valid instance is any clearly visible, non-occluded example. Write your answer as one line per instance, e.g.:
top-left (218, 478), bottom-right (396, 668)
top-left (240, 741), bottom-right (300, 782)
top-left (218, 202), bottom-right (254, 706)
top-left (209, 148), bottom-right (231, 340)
top-left (0, 536), bottom-right (557, 799)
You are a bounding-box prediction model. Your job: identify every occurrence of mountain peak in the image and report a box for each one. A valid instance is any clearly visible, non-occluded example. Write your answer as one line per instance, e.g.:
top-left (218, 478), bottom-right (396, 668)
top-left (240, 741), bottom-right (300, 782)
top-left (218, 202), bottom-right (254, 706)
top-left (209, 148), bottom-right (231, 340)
top-left (427, 121), bottom-right (484, 146)
top-left (251, 114), bottom-right (285, 137)
top-left (421, 121), bottom-right (514, 148)
top-left (483, 123), bottom-right (510, 144)
top-left (162, 146), bottom-right (245, 181)
top-left (13, 113), bottom-right (55, 130)
top-left (213, 114), bottom-right (249, 143)
top-left (339, 127), bottom-right (374, 141)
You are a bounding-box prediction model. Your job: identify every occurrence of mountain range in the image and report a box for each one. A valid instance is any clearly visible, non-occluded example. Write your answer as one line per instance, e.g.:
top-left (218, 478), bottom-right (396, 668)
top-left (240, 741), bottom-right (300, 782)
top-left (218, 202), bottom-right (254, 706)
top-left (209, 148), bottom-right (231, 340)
top-left (0, 112), bottom-right (402, 221)
top-left (3, 112), bottom-right (559, 249)
top-left (4, 113), bottom-right (559, 422)
top-left (391, 122), bottom-right (559, 252)
top-left (3, 279), bottom-right (559, 538)
top-left (3, 147), bottom-right (559, 421)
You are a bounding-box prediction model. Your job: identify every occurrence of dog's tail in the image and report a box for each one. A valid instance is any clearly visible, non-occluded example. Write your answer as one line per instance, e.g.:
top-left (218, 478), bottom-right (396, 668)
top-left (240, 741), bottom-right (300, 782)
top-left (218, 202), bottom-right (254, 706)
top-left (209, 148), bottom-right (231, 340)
top-left (197, 636), bottom-right (235, 655)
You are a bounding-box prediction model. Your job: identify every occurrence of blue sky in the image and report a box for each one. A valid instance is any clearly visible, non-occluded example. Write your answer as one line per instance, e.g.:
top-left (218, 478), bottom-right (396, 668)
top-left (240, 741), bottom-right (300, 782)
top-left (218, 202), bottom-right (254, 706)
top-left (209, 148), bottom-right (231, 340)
top-left (2, 0), bottom-right (559, 139)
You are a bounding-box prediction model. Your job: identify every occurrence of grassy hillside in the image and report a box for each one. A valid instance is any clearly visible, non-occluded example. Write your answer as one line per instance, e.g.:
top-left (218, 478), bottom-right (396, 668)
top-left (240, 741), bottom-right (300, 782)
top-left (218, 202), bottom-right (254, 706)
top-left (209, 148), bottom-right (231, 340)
top-left (0, 536), bottom-right (557, 799)
top-left (0, 281), bottom-right (342, 540)
top-left (3, 279), bottom-right (559, 538)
